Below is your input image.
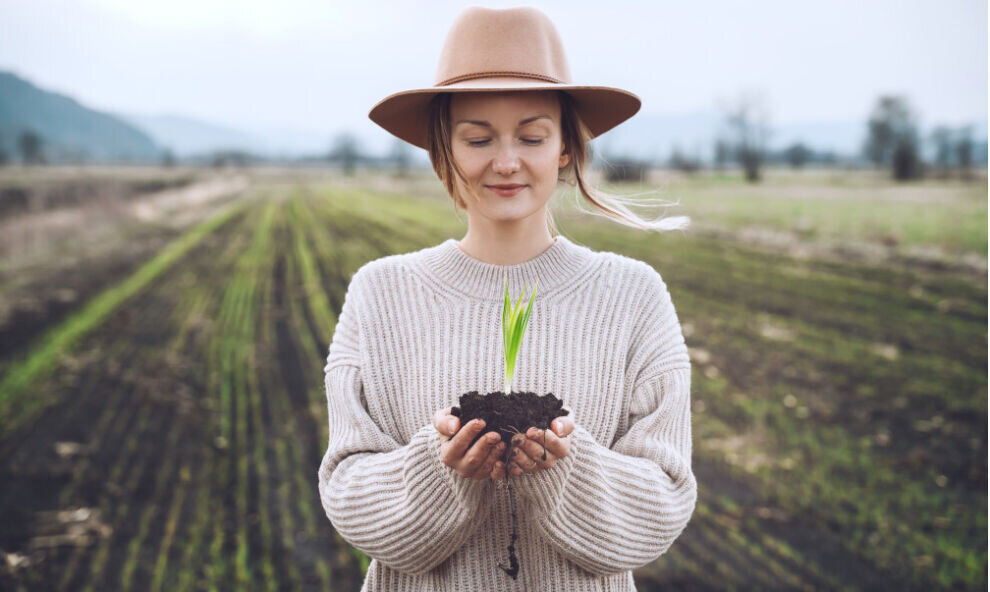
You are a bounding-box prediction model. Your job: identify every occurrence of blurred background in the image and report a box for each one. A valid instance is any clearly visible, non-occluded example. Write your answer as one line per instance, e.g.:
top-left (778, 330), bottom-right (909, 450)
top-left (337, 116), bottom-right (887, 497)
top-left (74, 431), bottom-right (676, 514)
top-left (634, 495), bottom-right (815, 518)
top-left (0, 0), bottom-right (986, 590)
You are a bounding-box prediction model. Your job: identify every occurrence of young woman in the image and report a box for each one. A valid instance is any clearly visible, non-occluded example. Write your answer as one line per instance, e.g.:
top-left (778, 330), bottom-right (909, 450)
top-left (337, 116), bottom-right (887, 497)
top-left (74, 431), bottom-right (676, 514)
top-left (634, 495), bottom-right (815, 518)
top-left (318, 7), bottom-right (696, 591)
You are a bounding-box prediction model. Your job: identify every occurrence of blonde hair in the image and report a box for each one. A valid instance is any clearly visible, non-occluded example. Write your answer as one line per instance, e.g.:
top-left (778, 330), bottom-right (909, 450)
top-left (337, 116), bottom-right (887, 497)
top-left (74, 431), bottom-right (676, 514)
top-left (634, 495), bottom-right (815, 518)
top-left (426, 90), bottom-right (690, 237)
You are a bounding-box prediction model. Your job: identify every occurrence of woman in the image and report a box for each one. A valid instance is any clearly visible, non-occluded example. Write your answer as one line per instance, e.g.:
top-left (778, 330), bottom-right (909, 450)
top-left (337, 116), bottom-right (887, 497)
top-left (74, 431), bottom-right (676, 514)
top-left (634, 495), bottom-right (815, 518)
top-left (318, 7), bottom-right (696, 591)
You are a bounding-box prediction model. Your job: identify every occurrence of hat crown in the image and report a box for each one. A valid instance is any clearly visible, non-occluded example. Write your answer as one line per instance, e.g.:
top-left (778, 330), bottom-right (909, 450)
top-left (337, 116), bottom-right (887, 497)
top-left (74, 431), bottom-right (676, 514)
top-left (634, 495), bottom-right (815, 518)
top-left (434, 7), bottom-right (573, 86)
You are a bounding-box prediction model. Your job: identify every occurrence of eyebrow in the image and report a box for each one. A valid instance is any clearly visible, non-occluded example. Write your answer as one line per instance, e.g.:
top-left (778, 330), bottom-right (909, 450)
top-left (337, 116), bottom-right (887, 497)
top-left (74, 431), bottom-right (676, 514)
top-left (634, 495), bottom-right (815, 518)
top-left (453, 114), bottom-right (553, 128)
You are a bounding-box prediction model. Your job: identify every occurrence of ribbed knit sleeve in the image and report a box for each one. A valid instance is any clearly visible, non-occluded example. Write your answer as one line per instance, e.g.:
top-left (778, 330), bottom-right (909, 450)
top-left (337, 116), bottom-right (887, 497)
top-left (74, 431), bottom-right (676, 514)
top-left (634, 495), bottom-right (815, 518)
top-left (509, 266), bottom-right (697, 576)
top-left (316, 269), bottom-right (496, 575)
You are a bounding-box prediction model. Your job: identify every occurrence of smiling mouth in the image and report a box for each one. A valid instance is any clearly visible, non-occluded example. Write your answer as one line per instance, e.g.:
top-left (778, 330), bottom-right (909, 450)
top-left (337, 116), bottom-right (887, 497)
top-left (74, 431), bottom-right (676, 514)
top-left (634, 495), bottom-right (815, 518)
top-left (486, 184), bottom-right (527, 189)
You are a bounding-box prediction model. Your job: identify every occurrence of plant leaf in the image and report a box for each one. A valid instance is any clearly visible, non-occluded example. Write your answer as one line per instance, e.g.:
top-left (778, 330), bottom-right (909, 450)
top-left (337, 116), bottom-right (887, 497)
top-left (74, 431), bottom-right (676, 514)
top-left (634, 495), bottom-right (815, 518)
top-left (501, 274), bottom-right (539, 390)
top-left (518, 279), bottom-right (537, 339)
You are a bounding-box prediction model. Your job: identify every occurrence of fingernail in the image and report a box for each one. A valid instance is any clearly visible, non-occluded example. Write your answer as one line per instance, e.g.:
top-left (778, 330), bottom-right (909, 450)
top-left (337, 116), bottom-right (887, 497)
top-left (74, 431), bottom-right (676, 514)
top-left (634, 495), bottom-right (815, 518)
top-left (553, 420), bottom-right (561, 432)
top-left (488, 433), bottom-right (499, 443)
top-left (475, 419), bottom-right (485, 428)
top-left (448, 419), bottom-right (458, 432)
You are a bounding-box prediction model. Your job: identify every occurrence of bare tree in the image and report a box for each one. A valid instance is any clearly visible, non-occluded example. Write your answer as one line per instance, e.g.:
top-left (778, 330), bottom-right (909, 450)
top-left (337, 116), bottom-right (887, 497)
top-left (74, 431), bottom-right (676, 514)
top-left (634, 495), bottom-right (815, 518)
top-left (600, 149), bottom-right (647, 183)
top-left (389, 137), bottom-right (412, 178)
top-left (719, 91), bottom-right (771, 183)
top-left (210, 150), bottom-right (251, 168)
top-left (783, 142), bottom-right (812, 169)
top-left (929, 126), bottom-right (953, 179)
top-left (668, 144), bottom-right (700, 174)
top-left (712, 138), bottom-right (731, 171)
top-left (18, 130), bottom-right (44, 165)
top-left (891, 136), bottom-right (922, 180)
top-left (864, 95), bottom-right (922, 180)
top-left (955, 125), bottom-right (974, 181)
top-left (329, 133), bottom-right (361, 176)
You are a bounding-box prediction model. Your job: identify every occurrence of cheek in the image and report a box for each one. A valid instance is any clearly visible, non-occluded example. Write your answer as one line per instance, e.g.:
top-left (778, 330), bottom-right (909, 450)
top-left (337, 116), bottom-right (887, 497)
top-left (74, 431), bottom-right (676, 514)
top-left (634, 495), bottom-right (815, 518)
top-left (451, 148), bottom-right (486, 179)
top-left (531, 148), bottom-right (563, 182)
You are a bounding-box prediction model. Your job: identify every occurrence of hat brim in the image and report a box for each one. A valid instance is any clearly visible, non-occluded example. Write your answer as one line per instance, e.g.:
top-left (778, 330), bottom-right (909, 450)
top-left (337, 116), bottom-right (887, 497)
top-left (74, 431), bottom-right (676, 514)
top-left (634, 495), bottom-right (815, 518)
top-left (368, 77), bottom-right (641, 150)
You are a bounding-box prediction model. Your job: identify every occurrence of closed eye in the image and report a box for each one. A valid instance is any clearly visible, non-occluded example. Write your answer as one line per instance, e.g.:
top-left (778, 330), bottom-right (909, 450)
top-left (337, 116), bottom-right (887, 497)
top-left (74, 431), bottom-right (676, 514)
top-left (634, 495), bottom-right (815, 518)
top-left (466, 138), bottom-right (546, 147)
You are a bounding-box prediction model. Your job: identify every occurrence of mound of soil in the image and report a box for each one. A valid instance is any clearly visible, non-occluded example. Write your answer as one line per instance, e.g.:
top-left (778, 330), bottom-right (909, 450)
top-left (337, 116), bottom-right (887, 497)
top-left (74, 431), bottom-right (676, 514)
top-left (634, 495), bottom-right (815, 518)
top-left (451, 390), bottom-right (568, 454)
top-left (450, 390), bottom-right (569, 579)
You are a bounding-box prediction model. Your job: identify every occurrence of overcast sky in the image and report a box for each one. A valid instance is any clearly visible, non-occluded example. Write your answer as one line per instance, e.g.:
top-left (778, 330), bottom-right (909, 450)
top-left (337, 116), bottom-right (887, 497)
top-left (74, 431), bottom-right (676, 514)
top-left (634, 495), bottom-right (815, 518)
top-left (1, 0), bottom-right (986, 153)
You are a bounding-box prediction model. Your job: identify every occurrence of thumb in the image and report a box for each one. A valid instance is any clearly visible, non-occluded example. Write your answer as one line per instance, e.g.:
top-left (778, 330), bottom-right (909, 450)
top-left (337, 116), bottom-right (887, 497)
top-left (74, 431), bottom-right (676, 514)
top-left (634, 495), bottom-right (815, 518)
top-left (552, 416), bottom-right (575, 437)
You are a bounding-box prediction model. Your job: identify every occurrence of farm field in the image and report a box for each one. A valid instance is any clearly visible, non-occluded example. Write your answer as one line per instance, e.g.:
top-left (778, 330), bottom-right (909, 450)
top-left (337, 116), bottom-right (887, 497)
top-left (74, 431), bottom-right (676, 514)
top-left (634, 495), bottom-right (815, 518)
top-left (0, 166), bottom-right (986, 591)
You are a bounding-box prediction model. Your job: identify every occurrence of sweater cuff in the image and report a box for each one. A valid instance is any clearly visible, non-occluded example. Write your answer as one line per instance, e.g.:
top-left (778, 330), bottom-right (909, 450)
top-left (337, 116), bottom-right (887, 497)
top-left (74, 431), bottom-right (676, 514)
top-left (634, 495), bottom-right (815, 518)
top-left (424, 425), bottom-right (492, 509)
top-left (508, 425), bottom-right (584, 517)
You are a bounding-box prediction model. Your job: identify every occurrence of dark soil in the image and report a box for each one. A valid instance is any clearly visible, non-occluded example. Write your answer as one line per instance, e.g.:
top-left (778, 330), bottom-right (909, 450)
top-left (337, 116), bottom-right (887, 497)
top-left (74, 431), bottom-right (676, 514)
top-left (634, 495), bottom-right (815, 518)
top-left (450, 390), bottom-right (569, 580)
top-left (451, 390), bottom-right (568, 455)
top-left (0, 225), bottom-right (181, 364)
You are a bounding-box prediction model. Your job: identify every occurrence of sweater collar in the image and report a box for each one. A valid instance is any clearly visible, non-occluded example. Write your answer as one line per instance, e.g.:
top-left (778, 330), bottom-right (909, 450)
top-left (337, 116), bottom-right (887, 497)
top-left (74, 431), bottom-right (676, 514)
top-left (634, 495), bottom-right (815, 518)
top-left (415, 235), bottom-right (598, 302)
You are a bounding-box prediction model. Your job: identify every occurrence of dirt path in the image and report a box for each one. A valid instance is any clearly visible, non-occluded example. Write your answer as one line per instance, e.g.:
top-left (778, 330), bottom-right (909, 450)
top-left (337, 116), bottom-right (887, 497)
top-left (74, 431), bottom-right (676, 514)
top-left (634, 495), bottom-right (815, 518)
top-left (0, 174), bottom-right (248, 372)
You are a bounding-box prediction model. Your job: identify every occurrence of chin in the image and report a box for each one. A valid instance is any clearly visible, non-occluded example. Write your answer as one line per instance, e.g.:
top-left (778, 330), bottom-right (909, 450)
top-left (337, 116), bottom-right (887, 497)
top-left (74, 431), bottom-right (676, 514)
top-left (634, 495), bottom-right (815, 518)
top-left (484, 204), bottom-right (543, 223)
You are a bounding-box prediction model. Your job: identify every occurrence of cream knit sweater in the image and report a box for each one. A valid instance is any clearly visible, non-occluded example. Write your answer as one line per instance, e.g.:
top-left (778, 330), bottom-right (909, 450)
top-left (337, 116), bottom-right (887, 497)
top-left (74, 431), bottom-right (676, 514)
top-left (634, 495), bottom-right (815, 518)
top-left (317, 235), bottom-right (696, 592)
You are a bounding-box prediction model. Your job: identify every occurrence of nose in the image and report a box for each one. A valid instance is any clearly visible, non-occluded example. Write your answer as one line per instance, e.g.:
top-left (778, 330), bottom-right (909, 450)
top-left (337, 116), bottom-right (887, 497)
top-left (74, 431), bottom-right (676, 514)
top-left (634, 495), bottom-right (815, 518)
top-left (492, 144), bottom-right (520, 176)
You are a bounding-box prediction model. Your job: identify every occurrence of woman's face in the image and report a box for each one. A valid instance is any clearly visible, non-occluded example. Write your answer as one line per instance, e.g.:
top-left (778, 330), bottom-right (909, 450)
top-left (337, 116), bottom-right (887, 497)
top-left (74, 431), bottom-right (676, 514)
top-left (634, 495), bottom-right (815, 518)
top-left (449, 91), bottom-right (570, 224)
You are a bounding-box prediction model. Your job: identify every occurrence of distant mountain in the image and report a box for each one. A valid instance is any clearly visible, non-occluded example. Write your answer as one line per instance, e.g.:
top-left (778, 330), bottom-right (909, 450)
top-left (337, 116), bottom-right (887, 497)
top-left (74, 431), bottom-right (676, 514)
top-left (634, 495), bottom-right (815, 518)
top-left (0, 69), bottom-right (160, 163)
top-left (120, 113), bottom-right (262, 157)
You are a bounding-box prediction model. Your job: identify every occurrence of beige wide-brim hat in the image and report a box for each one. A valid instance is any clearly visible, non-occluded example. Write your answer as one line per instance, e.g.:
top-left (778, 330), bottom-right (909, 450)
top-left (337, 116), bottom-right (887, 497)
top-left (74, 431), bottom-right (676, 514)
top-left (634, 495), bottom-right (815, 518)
top-left (368, 6), bottom-right (641, 151)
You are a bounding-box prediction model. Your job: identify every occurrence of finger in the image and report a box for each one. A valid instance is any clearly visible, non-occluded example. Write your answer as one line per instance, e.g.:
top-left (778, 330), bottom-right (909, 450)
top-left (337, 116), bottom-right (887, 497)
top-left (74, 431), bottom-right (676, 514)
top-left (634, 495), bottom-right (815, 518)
top-left (448, 419), bottom-right (487, 458)
top-left (462, 429), bottom-right (501, 472)
top-left (519, 449), bottom-right (543, 471)
top-left (491, 447), bottom-right (514, 480)
top-left (490, 460), bottom-right (505, 481)
top-left (470, 435), bottom-right (503, 474)
top-left (516, 434), bottom-right (545, 465)
top-left (433, 407), bottom-right (458, 438)
top-left (550, 415), bottom-right (575, 438)
top-left (561, 405), bottom-right (573, 422)
top-left (510, 438), bottom-right (544, 472)
top-left (505, 435), bottom-right (535, 474)
top-left (526, 427), bottom-right (569, 460)
top-left (470, 439), bottom-right (505, 479)
top-left (492, 437), bottom-right (518, 480)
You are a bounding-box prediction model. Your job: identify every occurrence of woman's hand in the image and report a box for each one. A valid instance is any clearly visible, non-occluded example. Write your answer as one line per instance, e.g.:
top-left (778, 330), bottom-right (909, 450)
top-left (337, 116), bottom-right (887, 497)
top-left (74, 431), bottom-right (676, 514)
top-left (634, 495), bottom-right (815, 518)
top-left (433, 407), bottom-right (506, 481)
top-left (490, 415), bottom-right (575, 481)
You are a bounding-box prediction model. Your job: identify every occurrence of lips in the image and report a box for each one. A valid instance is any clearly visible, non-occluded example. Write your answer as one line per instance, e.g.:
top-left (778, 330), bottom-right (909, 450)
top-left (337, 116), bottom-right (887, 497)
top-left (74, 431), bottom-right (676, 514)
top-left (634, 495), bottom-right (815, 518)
top-left (486, 184), bottom-right (527, 197)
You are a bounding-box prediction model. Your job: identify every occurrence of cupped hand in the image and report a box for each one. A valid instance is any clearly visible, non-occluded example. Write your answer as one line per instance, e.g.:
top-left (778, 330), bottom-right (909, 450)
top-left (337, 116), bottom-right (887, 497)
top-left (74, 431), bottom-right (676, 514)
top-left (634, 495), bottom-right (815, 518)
top-left (433, 406), bottom-right (505, 481)
top-left (490, 413), bottom-right (575, 481)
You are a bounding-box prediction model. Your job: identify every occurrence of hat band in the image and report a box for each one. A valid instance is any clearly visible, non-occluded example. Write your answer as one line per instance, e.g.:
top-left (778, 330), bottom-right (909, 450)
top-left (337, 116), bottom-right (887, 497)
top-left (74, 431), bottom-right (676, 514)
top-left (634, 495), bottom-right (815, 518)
top-left (437, 70), bottom-right (565, 86)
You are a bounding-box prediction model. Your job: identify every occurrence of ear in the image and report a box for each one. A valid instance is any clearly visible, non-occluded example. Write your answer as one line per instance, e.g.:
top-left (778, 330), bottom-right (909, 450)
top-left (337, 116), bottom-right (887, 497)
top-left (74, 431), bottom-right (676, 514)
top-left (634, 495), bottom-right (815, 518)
top-left (558, 147), bottom-right (571, 168)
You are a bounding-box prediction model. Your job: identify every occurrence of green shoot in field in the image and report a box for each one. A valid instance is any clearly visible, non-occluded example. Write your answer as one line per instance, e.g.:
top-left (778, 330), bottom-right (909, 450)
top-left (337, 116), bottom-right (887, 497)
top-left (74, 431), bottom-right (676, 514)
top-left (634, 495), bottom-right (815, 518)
top-left (502, 271), bottom-right (538, 395)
